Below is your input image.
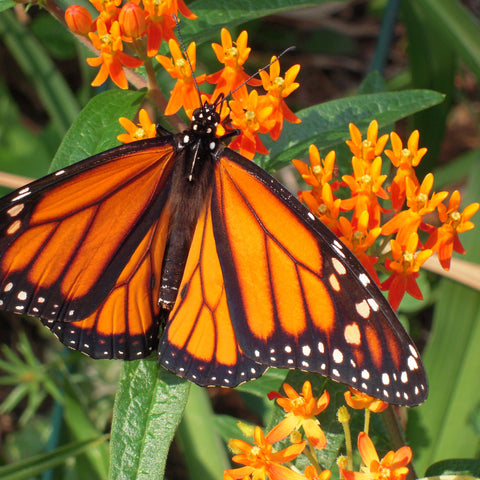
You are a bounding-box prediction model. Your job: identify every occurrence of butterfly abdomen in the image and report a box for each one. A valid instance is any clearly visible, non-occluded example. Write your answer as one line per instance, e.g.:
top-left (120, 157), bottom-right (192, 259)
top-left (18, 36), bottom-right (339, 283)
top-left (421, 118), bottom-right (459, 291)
top-left (159, 131), bottom-right (218, 309)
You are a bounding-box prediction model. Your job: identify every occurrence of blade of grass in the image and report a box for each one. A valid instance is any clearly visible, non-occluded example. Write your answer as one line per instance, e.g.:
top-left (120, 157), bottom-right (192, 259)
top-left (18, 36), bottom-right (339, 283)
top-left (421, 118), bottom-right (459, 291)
top-left (0, 435), bottom-right (108, 480)
top-left (177, 384), bottom-right (229, 480)
top-left (408, 161), bottom-right (480, 474)
top-left (0, 10), bottom-right (80, 140)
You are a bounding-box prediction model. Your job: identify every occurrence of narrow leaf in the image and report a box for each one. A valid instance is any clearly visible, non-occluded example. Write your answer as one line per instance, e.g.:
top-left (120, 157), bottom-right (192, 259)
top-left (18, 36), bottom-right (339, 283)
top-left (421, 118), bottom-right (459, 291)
top-left (109, 360), bottom-right (190, 480)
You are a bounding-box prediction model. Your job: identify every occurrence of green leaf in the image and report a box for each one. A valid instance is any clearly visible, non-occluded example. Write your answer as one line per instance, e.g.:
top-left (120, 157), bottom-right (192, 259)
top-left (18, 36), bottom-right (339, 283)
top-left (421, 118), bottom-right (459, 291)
top-left (0, 435), bottom-right (108, 480)
top-left (411, 0), bottom-right (480, 80)
top-left (401, 0), bottom-right (455, 173)
top-left (0, 0), bottom-right (17, 13)
top-left (0, 10), bottom-right (80, 140)
top-left (62, 387), bottom-right (110, 479)
top-left (408, 161), bottom-right (480, 474)
top-left (182, 0), bottom-right (350, 45)
top-left (177, 384), bottom-right (229, 480)
top-left (259, 89), bottom-right (444, 172)
top-left (109, 361), bottom-right (190, 480)
top-left (51, 90), bottom-right (145, 171)
top-left (425, 458), bottom-right (480, 478)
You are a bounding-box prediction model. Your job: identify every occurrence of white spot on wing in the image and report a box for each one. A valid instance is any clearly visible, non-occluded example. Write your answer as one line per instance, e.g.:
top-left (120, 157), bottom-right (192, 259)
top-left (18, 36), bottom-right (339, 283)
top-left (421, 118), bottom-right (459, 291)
top-left (333, 348), bottom-right (343, 363)
top-left (331, 257), bottom-right (346, 275)
top-left (355, 299), bottom-right (370, 319)
top-left (367, 298), bottom-right (379, 312)
top-left (7, 204), bottom-right (24, 217)
top-left (359, 273), bottom-right (370, 286)
top-left (407, 355), bottom-right (418, 371)
top-left (302, 345), bottom-right (311, 357)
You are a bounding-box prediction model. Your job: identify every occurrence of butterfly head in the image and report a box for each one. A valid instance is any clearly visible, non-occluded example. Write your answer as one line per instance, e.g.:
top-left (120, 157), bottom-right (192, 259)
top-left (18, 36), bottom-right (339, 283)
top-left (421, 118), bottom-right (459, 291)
top-left (190, 102), bottom-right (220, 138)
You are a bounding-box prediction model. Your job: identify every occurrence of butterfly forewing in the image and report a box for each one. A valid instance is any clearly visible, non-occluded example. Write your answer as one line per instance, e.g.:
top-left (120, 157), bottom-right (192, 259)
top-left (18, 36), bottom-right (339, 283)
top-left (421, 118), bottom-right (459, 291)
top-left (0, 140), bottom-right (177, 358)
top-left (207, 151), bottom-right (427, 406)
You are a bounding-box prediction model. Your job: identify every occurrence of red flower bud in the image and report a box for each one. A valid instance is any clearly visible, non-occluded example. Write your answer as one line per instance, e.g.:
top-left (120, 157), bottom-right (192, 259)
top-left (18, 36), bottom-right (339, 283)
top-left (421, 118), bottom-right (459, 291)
top-left (65, 5), bottom-right (93, 36)
top-left (119, 3), bottom-right (146, 39)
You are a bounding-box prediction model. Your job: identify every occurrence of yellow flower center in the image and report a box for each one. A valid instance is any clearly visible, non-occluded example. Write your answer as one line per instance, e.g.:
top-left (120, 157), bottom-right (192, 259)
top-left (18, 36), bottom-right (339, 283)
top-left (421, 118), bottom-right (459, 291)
top-left (250, 446), bottom-right (261, 456)
top-left (245, 110), bottom-right (258, 130)
top-left (378, 466), bottom-right (392, 480)
top-left (292, 397), bottom-right (306, 409)
top-left (318, 204), bottom-right (327, 214)
top-left (134, 127), bottom-right (146, 140)
top-left (403, 252), bottom-right (414, 269)
top-left (312, 165), bottom-right (321, 175)
top-left (360, 174), bottom-right (372, 188)
top-left (401, 148), bottom-right (412, 159)
top-left (353, 230), bottom-right (364, 248)
top-left (449, 210), bottom-right (461, 228)
top-left (362, 139), bottom-right (372, 148)
top-left (225, 47), bottom-right (238, 61)
top-left (101, 33), bottom-right (113, 46)
top-left (273, 76), bottom-right (285, 94)
top-left (417, 192), bottom-right (427, 209)
top-left (175, 58), bottom-right (191, 78)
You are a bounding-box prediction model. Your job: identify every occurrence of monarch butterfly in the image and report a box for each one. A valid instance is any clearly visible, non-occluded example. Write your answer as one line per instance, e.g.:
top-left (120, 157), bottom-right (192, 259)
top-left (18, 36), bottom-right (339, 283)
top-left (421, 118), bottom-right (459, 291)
top-left (0, 97), bottom-right (427, 406)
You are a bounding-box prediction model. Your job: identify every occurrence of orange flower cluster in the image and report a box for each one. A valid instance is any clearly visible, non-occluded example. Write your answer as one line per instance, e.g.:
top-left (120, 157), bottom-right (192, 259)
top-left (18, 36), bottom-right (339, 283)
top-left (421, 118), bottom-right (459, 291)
top-left (65, 0), bottom-right (301, 159)
top-left (294, 121), bottom-right (479, 309)
top-left (64, 0), bottom-right (196, 89)
top-left (224, 382), bottom-right (412, 480)
top-left (157, 28), bottom-right (301, 158)
top-left (225, 381), bottom-right (331, 480)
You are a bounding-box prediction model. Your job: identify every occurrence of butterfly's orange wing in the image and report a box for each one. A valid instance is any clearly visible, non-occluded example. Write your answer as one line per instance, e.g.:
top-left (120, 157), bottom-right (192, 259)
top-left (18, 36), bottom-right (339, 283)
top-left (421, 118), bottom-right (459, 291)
top-left (159, 150), bottom-right (428, 406)
top-left (159, 190), bottom-right (268, 386)
top-left (0, 140), bottom-right (176, 359)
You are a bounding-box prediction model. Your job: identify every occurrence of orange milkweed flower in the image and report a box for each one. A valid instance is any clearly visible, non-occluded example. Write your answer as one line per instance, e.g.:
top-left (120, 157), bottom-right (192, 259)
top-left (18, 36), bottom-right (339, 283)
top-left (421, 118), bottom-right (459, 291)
top-left (344, 388), bottom-right (388, 413)
top-left (382, 232), bottom-right (433, 310)
top-left (65, 5), bottom-right (93, 35)
top-left (346, 121), bottom-right (389, 164)
top-left (259, 56), bottom-right (301, 140)
top-left (224, 426), bottom-right (307, 480)
top-left (341, 156), bottom-right (388, 229)
top-left (341, 432), bottom-right (412, 480)
top-left (87, 18), bottom-right (144, 89)
top-left (304, 466), bottom-right (331, 480)
top-left (299, 183), bottom-right (341, 235)
top-left (156, 39), bottom-right (206, 115)
top-left (142, 0), bottom-right (196, 57)
top-left (267, 381), bottom-right (330, 450)
top-left (385, 130), bottom-right (426, 211)
top-left (381, 173), bottom-right (448, 246)
top-left (228, 90), bottom-right (275, 159)
top-left (89, 0), bottom-right (121, 28)
top-left (293, 146), bottom-right (336, 189)
top-left (337, 212), bottom-right (381, 284)
top-left (207, 28), bottom-right (261, 101)
top-left (424, 190), bottom-right (479, 270)
top-left (117, 108), bottom-right (157, 143)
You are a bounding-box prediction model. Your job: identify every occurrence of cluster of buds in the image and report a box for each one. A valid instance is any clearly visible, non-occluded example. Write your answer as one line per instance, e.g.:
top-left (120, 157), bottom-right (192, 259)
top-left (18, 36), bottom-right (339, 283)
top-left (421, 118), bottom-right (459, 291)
top-left (293, 121), bottom-right (479, 309)
top-left (65, 0), bottom-right (196, 89)
top-left (224, 381), bottom-right (412, 480)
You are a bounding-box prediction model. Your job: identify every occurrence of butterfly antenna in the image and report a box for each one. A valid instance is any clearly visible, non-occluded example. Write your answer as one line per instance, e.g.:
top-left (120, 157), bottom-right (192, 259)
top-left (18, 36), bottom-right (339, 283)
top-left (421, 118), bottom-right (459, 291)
top-left (173, 14), bottom-right (203, 107)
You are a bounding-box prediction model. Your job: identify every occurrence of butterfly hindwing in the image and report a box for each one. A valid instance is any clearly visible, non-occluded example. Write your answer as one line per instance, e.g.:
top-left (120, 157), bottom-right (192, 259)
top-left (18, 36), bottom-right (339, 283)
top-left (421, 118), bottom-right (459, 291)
top-left (158, 189), bottom-right (268, 386)
top-left (206, 150), bottom-right (427, 406)
top-left (44, 212), bottom-right (170, 359)
top-left (0, 139), bottom-right (177, 358)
